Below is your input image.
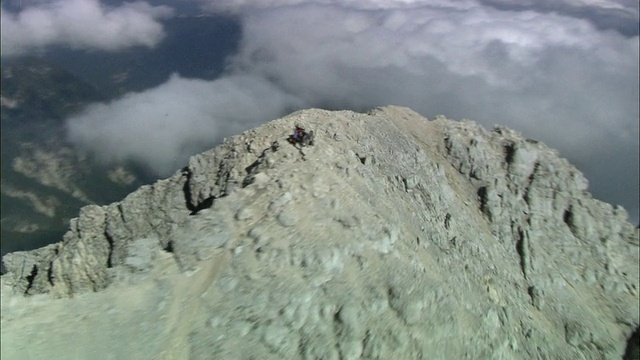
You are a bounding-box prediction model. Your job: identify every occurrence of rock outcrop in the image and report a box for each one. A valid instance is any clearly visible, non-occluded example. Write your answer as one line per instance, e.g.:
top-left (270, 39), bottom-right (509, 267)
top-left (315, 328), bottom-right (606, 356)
top-left (2, 106), bottom-right (638, 359)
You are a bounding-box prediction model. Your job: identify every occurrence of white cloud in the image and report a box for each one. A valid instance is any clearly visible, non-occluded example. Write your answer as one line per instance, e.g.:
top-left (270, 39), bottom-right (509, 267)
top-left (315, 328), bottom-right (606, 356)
top-left (218, 0), bottom-right (639, 218)
top-left (1, 0), bottom-right (174, 56)
top-left (203, 0), bottom-right (638, 14)
top-left (477, 0), bottom-right (639, 36)
top-left (65, 0), bottom-right (639, 220)
top-left (66, 74), bottom-right (303, 175)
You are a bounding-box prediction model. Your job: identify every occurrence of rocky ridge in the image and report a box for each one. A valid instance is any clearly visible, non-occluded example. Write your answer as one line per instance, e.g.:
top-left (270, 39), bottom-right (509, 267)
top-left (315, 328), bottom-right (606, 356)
top-left (1, 106), bottom-right (638, 359)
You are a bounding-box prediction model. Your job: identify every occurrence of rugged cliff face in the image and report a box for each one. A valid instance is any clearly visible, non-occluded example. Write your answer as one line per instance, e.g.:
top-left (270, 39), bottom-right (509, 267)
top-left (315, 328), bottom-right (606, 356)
top-left (2, 106), bottom-right (638, 359)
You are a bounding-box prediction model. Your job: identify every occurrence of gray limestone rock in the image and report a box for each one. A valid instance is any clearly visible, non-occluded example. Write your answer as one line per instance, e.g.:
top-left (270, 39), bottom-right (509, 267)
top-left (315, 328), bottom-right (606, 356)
top-left (1, 106), bottom-right (638, 360)
top-left (123, 237), bottom-right (160, 273)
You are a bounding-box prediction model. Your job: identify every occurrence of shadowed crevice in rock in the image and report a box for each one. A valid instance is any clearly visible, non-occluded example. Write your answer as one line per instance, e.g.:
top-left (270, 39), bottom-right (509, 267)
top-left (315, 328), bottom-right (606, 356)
top-left (243, 158), bottom-right (264, 187)
top-left (243, 141), bottom-right (283, 188)
top-left (163, 240), bottom-right (174, 254)
top-left (189, 196), bottom-right (215, 215)
top-left (181, 166), bottom-right (215, 215)
top-left (181, 166), bottom-right (196, 213)
top-left (504, 142), bottom-right (516, 166)
top-left (515, 227), bottom-right (528, 280)
top-left (563, 206), bottom-right (578, 237)
top-left (23, 264), bottom-right (38, 295)
top-left (477, 186), bottom-right (489, 218)
top-left (105, 232), bottom-right (115, 268)
top-left (522, 162), bottom-right (539, 206)
top-left (46, 263), bottom-right (54, 286)
top-left (624, 326), bottom-right (640, 360)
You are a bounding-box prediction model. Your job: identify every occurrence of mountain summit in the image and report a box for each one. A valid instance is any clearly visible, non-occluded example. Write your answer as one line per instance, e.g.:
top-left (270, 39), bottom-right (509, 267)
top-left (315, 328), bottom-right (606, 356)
top-left (2, 106), bottom-right (638, 359)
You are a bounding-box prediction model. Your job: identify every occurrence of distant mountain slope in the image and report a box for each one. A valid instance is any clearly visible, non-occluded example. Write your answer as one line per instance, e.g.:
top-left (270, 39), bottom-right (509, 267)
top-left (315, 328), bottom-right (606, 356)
top-left (1, 56), bottom-right (106, 124)
top-left (40, 14), bottom-right (242, 98)
top-left (2, 106), bottom-right (637, 359)
top-left (1, 57), bottom-right (145, 269)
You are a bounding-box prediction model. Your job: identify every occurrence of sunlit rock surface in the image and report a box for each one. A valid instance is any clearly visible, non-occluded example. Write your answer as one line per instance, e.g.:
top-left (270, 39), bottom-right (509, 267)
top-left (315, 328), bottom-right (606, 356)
top-left (2, 106), bottom-right (638, 359)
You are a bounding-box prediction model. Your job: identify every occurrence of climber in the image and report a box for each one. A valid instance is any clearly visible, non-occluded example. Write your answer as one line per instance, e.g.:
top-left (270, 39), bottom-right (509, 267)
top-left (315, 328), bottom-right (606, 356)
top-left (288, 125), bottom-right (314, 147)
top-left (293, 126), bottom-right (305, 142)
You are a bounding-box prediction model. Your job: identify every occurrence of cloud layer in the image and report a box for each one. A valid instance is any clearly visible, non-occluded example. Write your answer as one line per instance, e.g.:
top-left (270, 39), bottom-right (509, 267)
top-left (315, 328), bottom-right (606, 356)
top-left (1, 0), bottom-right (174, 56)
top-left (66, 74), bottom-right (302, 174)
top-left (64, 0), bottom-right (639, 219)
top-left (478, 0), bottom-right (639, 36)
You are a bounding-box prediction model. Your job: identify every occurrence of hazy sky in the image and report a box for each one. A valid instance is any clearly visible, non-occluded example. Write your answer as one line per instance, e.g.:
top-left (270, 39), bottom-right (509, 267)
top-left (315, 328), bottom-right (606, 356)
top-left (1, 0), bottom-right (638, 221)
